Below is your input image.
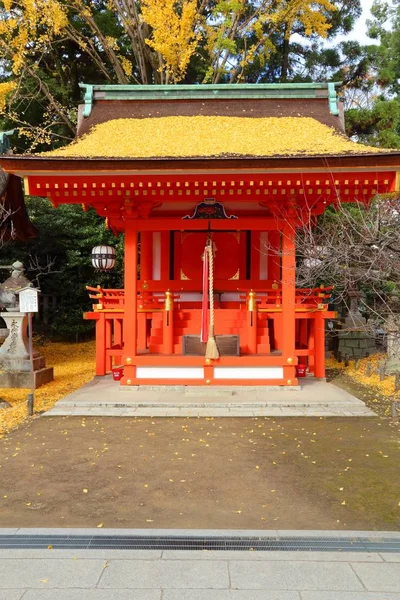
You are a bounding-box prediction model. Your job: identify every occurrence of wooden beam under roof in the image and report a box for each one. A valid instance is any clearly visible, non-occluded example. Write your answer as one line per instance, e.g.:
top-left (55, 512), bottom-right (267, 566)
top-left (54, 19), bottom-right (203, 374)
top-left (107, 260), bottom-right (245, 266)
top-left (2, 152), bottom-right (400, 176)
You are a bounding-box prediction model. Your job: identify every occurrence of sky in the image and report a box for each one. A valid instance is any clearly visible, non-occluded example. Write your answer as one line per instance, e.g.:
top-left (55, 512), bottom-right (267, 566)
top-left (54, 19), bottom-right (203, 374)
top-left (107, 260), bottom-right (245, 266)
top-left (345, 0), bottom-right (375, 44)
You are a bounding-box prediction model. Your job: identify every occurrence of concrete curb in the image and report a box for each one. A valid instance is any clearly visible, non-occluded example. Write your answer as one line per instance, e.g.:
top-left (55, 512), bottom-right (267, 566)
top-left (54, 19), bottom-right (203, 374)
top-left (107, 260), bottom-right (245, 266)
top-left (1, 528), bottom-right (399, 539)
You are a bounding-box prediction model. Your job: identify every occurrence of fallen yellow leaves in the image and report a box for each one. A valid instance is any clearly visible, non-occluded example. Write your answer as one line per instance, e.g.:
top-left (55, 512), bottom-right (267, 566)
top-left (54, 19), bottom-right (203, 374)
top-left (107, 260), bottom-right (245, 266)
top-left (0, 341), bottom-right (96, 437)
top-left (327, 353), bottom-right (399, 401)
top-left (45, 116), bottom-right (382, 159)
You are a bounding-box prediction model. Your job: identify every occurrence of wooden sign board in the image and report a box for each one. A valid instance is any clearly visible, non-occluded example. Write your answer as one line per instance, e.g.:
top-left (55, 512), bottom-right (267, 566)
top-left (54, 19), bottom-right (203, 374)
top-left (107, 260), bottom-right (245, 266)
top-left (19, 287), bottom-right (39, 313)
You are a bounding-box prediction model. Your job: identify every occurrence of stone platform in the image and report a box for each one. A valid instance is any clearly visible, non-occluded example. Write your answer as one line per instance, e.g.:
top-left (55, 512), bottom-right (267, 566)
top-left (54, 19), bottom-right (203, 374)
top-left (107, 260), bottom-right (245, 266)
top-left (44, 377), bottom-right (375, 418)
top-left (0, 311), bottom-right (53, 389)
top-left (0, 366), bottom-right (54, 388)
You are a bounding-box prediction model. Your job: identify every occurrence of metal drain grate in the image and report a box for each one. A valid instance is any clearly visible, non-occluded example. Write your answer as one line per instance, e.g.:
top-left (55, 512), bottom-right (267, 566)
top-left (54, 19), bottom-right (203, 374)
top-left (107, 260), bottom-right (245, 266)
top-left (0, 535), bottom-right (400, 552)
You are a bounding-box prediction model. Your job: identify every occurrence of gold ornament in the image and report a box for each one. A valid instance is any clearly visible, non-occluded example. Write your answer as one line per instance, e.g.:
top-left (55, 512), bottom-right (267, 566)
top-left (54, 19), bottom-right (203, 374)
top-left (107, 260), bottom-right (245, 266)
top-left (164, 290), bottom-right (174, 311)
top-left (247, 290), bottom-right (257, 312)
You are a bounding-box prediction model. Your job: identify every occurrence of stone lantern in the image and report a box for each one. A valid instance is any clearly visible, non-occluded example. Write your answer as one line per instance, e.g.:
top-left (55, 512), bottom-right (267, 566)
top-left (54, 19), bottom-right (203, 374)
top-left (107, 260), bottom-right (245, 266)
top-left (338, 290), bottom-right (376, 358)
top-left (0, 262), bottom-right (53, 388)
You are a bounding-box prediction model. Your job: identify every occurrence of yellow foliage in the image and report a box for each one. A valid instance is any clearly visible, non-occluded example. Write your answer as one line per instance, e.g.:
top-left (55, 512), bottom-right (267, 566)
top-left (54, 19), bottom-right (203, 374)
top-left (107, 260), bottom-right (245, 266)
top-left (0, 0), bottom-right (337, 89)
top-left (0, 0), bottom-right (67, 74)
top-left (141, 0), bottom-right (200, 83)
top-left (0, 82), bottom-right (16, 112)
top-left (105, 36), bottom-right (119, 51)
top-left (120, 57), bottom-right (133, 78)
top-left (274, 0), bottom-right (336, 39)
top-left (326, 353), bottom-right (400, 399)
top-left (46, 116), bottom-right (382, 159)
top-left (0, 341), bottom-right (95, 437)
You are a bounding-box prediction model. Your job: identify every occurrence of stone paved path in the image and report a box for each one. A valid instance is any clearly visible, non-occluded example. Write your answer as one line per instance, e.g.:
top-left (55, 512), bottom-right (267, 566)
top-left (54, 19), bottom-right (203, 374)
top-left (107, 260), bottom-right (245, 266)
top-left (44, 377), bottom-right (375, 417)
top-left (0, 530), bottom-right (400, 599)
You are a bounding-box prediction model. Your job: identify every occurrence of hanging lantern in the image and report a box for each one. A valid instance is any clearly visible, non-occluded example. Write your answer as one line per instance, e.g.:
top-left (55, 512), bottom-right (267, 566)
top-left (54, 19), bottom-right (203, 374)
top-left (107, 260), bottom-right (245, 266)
top-left (91, 245), bottom-right (116, 271)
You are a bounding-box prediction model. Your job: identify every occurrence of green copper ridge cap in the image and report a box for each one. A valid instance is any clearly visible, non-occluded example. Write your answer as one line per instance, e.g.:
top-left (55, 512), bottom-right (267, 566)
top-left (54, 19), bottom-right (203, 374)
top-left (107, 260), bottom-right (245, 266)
top-left (328, 82), bottom-right (339, 116)
top-left (79, 82), bottom-right (343, 119)
top-left (82, 84), bottom-right (94, 118)
top-left (0, 130), bottom-right (15, 155)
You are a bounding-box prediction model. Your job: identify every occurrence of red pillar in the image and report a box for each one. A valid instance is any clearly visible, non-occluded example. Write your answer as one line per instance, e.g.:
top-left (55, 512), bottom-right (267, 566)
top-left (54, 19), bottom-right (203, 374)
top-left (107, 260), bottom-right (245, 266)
top-left (314, 312), bottom-right (326, 378)
top-left (281, 221), bottom-right (298, 385)
top-left (268, 230), bottom-right (281, 282)
top-left (122, 218), bottom-right (138, 385)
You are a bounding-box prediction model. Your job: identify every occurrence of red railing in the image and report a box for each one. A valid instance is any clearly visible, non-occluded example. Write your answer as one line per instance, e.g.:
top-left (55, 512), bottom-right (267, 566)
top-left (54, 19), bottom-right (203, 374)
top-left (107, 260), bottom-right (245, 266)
top-left (86, 285), bottom-right (334, 312)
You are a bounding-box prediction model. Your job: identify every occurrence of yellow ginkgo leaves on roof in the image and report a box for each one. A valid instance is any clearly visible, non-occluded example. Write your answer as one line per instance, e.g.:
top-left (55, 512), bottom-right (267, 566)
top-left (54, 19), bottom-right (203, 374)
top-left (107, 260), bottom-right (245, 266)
top-left (45, 116), bottom-right (382, 159)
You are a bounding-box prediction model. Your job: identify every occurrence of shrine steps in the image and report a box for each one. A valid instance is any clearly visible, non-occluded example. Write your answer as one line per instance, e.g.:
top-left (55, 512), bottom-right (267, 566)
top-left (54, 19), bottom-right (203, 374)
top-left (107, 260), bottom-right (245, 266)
top-left (148, 309), bottom-right (271, 355)
top-left (44, 378), bottom-right (376, 418)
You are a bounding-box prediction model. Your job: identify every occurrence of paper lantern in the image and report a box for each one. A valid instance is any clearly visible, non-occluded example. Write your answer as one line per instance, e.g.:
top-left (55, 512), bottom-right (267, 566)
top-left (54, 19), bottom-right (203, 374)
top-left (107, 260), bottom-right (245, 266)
top-left (91, 245), bottom-right (116, 271)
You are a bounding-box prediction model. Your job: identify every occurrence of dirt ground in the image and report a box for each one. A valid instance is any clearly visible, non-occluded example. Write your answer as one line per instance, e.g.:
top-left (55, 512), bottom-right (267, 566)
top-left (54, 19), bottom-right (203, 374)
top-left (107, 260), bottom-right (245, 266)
top-left (1, 415), bottom-right (399, 530)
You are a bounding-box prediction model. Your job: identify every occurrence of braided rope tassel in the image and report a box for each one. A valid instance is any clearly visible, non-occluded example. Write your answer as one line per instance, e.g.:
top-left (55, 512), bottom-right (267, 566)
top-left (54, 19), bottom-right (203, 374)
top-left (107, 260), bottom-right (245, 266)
top-left (205, 240), bottom-right (219, 359)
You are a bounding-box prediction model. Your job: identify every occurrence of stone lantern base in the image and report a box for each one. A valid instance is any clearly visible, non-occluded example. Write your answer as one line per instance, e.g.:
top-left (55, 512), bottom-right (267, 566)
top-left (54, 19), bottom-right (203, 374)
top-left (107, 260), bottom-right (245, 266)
top-left (338, 330), bottom-right (376, 358)
top-left (0, 312), bottom-right (53, 389)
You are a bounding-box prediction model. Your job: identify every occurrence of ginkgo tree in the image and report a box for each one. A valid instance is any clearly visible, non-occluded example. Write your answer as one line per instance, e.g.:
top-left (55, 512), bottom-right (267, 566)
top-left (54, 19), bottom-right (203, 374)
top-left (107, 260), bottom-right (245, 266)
top-left (0, 0), bottom-right (343, 149)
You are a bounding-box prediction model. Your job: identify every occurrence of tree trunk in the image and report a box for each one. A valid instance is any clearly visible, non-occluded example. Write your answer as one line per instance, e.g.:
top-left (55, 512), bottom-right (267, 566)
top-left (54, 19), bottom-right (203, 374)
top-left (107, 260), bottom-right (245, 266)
top-left (281, 27), bottom-right (290, 82)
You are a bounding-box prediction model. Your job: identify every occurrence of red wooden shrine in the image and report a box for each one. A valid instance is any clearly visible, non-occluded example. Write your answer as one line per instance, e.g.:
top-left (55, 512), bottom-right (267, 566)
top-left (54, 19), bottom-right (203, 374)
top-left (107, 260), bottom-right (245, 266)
top-left (1, 83), bottom-right (399, 387)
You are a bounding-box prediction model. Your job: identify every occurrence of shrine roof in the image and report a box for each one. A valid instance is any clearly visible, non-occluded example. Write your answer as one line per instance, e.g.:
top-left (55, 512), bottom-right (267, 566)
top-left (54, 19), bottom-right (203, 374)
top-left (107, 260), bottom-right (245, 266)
top-left (2, 83), bottom-right (400, 173)
top-left (75, 82), bottom-right (345, 138)
top-left (45, 115), bottom-right (380, 159)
